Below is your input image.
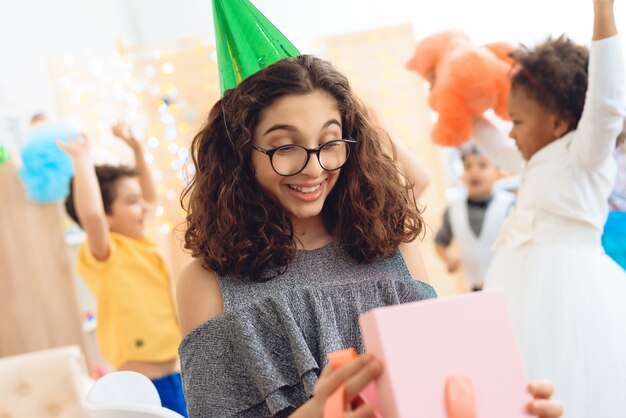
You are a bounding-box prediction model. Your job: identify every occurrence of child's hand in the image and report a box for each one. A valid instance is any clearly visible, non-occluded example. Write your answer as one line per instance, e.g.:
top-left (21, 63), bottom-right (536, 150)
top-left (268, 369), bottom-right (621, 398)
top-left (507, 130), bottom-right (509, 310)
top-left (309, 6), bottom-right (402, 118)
top-left (291, 354), bottom-right (382, 418)
top-left (56, 133), bottom-right (90, 160)
top-left (527, 381), bottom-right (563, 418)
top-left (112, 121), bottom-right (140, 151)
top-left (446, 256), bottom-right (461, 273)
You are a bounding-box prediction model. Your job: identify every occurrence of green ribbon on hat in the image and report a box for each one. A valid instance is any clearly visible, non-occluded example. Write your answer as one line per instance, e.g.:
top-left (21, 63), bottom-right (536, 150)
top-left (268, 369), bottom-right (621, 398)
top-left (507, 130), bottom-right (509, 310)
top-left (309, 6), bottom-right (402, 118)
top-left (212, 0), bottom-right (301, 96)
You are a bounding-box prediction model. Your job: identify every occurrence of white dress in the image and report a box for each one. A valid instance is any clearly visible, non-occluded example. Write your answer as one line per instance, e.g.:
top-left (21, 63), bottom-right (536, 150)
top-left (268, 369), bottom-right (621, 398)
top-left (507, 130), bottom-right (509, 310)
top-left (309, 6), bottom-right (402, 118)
top-left (474, 35), bottom-right (626, 418)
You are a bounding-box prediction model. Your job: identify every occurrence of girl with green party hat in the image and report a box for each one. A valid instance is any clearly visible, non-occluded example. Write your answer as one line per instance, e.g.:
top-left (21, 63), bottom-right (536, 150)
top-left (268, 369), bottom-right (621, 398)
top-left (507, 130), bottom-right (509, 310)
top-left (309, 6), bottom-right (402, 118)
top-left (177, 1), bottom-right (565, 416)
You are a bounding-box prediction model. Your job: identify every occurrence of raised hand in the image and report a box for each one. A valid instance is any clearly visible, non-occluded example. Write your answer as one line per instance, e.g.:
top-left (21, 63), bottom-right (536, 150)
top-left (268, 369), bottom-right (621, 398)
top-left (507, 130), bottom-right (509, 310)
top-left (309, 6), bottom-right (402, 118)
top-left (57, 133), bottom-right (90, 160)
top-left (112, 121), bottom-right (140, 151)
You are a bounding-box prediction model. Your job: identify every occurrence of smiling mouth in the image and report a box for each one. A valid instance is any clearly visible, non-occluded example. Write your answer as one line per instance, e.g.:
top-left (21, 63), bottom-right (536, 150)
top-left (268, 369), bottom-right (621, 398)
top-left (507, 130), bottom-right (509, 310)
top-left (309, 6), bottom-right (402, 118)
top-left (287, 184), bottom-right (321, 193)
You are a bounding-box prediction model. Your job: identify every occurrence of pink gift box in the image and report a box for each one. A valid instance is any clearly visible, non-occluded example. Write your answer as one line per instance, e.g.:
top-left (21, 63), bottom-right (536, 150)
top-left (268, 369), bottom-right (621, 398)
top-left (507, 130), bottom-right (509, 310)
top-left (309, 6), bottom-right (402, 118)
top-left (359, 289), bottom-right (532, 418)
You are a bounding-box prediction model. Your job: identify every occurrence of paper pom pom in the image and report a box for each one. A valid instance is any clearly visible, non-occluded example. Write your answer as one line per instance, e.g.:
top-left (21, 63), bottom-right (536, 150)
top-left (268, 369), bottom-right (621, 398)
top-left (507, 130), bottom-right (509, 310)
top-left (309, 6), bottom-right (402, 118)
top-left (18, 123), bottom-right (76, 203)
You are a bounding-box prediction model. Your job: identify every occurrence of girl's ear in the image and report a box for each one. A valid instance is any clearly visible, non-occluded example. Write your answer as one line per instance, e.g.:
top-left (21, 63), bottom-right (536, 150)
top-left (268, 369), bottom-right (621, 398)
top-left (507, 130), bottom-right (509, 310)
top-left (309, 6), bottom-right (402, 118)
top-left (552, 115), bottom-right (571, 139)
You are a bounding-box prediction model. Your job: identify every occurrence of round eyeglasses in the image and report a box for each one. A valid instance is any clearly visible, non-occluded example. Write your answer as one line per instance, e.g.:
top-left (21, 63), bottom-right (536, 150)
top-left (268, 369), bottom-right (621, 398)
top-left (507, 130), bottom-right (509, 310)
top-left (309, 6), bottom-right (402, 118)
top-left (252, 139), bottom-right (356, 176)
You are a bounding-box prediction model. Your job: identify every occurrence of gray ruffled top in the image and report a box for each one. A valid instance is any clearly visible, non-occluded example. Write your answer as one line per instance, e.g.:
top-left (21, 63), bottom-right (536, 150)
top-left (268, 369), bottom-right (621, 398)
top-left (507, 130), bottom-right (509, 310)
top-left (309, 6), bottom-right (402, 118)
top-left (179, 242), bottom-right (436, 417)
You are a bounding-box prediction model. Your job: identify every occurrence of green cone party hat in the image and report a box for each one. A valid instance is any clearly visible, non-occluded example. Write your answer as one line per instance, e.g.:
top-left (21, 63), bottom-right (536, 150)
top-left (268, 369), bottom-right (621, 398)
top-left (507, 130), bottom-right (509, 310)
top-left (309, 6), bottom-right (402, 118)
top-left (212, 0), bottom-right (300, 96)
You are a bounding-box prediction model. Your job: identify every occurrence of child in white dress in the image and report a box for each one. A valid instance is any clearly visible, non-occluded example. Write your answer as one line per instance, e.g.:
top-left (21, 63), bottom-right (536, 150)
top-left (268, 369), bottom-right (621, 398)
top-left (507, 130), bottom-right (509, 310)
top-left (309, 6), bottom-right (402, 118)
top-left (472, 1), bottom-right (626, 416)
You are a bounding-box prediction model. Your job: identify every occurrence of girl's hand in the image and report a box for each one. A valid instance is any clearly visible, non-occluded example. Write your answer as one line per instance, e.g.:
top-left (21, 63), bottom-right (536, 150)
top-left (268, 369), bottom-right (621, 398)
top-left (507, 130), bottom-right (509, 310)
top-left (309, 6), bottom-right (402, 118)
top-left (527, 381), bottom-right (563, 418)
top-left (111, 121), bottom-right (140, 151)
top-left (291, 355), bottom-right (382, 418)
top-left (56, 133), bottom-right (90, 160)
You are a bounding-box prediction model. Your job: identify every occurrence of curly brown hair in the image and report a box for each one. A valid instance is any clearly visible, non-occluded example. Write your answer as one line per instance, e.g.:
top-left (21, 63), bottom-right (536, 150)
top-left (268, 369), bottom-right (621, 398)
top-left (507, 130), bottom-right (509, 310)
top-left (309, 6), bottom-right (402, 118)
top-left (65, 165), bottom-right (137, 228)
top-left (510, 36), bottom-right (589, 130)
top-left (182, 54), bottom-right (424, 281)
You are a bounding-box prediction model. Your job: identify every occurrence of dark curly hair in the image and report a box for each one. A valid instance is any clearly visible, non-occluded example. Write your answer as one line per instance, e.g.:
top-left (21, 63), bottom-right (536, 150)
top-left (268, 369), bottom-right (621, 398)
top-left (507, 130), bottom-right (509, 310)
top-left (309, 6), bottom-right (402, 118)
top-left (65, 165), bottom-right (137, 228)
top-left (182, 54), bottom-right (424, 281)
top-left (510, 36), bottom-right (589, 130)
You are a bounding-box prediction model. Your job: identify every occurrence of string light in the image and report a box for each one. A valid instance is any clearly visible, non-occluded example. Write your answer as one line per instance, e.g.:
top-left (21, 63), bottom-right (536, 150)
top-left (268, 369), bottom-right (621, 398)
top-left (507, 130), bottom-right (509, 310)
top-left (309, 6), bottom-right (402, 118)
top-left (165, 125), bottom-right (177, 140)
top-left (52, 42), bottom-right (220, 250)
top-left (148, 137), bottom-right (159, 149)
top-left (149, 84), bottom-right (161, 96)
top-left (162, 62), bottom-right (175, 74)
top-left (145, 65), bottom-right (157, 77)
top-left (158, 223), bottom-right (171, 235)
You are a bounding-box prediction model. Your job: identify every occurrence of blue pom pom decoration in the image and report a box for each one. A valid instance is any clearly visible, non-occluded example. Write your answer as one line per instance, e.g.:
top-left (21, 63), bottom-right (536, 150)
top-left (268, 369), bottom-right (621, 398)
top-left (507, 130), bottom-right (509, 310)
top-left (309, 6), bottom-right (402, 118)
top-left (18, 123), bottom-right (76, 203)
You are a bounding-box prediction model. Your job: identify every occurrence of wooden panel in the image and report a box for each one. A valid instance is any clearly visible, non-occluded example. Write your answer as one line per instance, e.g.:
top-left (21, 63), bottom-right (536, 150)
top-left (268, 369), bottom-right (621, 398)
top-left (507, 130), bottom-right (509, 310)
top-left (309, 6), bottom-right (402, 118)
top-left (0, 164), bottom-right (86, 357)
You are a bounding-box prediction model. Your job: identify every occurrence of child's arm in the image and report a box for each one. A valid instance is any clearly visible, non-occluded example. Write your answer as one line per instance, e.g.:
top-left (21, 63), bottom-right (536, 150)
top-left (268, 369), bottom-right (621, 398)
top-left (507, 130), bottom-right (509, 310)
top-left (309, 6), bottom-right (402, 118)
top-left (434, 209), bottom-right (461, 273)
top-left (367, 105), bottom-right (430, 198)
top-left (58, 135), bottom-right (110, 260)
top-left (112, 122), bottom-right (158, 210)
top-left (593, 0), bottom-right (617, 41)
top-left (472, 116), bottom-right (524, 172)
top-left (572, 0), bottom-right (624, 167)
top-left (382, 134), bottom-right (430, 199)
top-left (435, 244), bottom-right (461, 274)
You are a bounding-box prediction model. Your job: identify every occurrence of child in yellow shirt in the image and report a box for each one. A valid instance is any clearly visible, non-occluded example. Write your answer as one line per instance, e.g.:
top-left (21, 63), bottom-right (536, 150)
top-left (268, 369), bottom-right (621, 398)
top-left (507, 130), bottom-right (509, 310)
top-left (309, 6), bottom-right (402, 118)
top-left (60, 122), bottom-right (186, 416)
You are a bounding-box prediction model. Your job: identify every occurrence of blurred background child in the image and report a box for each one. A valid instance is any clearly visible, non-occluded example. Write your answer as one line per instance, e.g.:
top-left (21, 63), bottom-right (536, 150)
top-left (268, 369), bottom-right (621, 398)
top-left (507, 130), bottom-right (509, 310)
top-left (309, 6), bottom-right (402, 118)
top-left (59, 122), bottom-right (187, 417)
top-left (435, 145), bottom-right (514, 291)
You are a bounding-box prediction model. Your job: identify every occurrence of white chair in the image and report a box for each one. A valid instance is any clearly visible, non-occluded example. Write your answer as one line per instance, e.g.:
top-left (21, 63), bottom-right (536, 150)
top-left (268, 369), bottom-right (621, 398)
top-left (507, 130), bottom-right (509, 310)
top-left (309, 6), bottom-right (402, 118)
top-left (85, 371), bottom-right (185, 418)
top-left (0, 345), bottom-right (93, 418)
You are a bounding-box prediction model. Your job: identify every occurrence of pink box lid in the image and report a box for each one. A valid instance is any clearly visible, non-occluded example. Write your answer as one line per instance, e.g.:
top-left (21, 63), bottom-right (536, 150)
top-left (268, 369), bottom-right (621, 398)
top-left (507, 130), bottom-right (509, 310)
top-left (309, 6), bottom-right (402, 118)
top-left (359, 289), bottom-right (532, 418)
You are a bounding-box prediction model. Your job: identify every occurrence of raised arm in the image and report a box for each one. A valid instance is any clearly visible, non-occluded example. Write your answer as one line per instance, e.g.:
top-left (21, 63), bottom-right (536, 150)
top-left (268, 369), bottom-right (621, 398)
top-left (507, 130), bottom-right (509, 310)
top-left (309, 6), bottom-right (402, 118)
top-left (572, 0), bottom-right (625, 167)
top-left (384, 133), bottom-right (430, 199)
top-left (58, 135), bottom-right (110, 260)
top-left (112, 122), bottom-right (159, 209)
top-left (472, 115), bottom-right (524, 173)
top-left (366, 105), bottom-right (430, 198)
top-left (593, 0), bottom-right (617, 40)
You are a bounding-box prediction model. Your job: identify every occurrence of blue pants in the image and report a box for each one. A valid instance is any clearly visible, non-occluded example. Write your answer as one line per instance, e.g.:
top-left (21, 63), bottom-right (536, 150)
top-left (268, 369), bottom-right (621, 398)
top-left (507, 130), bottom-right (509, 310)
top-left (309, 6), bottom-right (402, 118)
top-left (152, 372), bottom-right (188, 417)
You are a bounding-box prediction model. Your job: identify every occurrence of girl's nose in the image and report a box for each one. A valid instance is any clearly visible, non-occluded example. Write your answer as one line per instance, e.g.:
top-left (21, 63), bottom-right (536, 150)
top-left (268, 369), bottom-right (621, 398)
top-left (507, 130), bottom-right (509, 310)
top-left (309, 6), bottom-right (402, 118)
top-left (299, 152), bottom-right (324, 177)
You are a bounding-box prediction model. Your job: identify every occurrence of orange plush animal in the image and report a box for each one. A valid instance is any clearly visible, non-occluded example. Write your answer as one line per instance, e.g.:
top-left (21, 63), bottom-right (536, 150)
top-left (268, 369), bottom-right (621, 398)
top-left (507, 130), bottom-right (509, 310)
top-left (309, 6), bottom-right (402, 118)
top-left (406, 30), bottom-right (515, 146)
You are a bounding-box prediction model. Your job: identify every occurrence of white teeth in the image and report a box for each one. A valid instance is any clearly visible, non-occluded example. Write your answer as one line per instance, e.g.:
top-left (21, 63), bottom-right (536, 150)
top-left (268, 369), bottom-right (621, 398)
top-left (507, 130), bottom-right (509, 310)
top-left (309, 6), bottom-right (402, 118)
top-left (288, 184), bottom-right (320, 193)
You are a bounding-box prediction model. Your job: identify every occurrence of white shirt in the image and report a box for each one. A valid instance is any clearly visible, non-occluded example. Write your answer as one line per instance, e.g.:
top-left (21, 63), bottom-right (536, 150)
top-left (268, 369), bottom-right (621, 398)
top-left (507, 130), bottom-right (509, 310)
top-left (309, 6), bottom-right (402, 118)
top-left (474, 35), bottom-right (625, 248)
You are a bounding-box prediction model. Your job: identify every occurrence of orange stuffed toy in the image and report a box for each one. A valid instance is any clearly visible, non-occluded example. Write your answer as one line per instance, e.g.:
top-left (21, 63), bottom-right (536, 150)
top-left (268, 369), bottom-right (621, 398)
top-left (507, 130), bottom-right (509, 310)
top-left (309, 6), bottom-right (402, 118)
top-left (406, 30), bottom-right (515, 146)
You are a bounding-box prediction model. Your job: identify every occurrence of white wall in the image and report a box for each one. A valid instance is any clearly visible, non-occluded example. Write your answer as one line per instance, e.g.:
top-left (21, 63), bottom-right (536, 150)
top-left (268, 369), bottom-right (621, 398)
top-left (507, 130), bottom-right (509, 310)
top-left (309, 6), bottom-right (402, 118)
top-left (122, 0), bottom-right (621, 51)
top-left (0, 0), bottom-right (136, 128)
top-left (1, 0), bottom-right (624, 127)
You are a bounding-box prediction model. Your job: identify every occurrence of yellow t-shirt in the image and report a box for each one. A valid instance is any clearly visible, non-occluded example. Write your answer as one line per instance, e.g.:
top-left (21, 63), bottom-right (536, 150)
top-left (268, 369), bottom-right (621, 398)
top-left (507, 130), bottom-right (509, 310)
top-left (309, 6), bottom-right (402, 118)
top-left (77, 232), bottom-right (181, 369)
